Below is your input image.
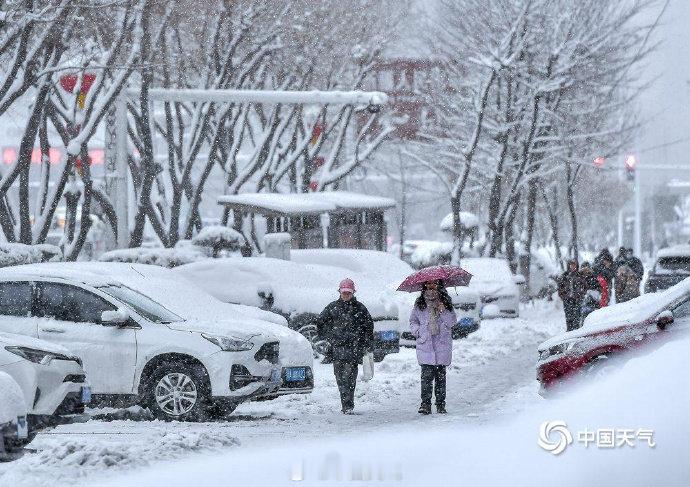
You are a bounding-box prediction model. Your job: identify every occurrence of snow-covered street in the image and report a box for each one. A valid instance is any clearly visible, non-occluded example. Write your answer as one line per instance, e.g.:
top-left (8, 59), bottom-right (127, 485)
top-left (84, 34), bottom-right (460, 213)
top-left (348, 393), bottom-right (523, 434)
top-left (0, 303), bottom-right (562, 487)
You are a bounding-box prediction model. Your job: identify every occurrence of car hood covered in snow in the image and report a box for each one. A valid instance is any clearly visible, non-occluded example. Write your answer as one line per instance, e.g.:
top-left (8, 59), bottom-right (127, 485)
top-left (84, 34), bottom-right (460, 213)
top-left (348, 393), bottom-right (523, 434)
top-left (0, 332), bottom-right (76, 357)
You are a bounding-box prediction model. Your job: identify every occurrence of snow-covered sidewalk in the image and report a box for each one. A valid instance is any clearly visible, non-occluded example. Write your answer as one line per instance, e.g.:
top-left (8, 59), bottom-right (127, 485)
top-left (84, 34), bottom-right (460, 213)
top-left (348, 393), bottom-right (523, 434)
top-left (0, 302), bottom-right (564, 487)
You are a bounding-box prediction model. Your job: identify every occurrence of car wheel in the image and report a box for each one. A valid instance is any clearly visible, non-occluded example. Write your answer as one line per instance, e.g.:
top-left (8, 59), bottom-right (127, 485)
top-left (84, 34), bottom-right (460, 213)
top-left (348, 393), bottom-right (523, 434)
top-left (146, 364), bottom-right (209, 421)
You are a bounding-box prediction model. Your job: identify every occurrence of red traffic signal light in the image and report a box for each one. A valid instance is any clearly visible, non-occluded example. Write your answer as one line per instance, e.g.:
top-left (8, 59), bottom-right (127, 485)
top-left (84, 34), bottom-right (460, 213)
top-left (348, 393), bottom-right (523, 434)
top-left (594, 156), bottom-right (605, 168)
top-left (624, 154), bottom-right (636, 170)
top-left (624, 154), bottom-right (636, 181)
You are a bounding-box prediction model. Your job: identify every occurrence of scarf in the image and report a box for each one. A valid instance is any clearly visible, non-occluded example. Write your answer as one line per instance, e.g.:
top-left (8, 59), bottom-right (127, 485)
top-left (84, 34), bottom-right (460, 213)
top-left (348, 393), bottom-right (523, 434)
top-left (424, 290), bottom-right (440, 336)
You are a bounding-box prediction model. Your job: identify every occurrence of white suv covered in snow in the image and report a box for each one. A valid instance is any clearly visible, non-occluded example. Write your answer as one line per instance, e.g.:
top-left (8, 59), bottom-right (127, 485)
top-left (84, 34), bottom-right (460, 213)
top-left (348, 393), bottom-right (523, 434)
top-left (0, 333), bottom-right (89, 430)
top-left (0, 263), bottom-right (284, 421)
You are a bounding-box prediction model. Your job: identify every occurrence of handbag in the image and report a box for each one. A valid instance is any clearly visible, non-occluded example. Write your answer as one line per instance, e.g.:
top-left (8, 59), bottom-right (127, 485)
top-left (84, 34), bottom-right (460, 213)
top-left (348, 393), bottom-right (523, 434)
top-left (362, 352), bottom-right (374, 382)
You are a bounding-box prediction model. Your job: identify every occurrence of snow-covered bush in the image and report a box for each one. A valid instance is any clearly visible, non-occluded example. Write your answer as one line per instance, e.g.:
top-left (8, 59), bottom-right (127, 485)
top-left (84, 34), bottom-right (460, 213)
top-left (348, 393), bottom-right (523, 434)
top-left (408, 241), bottom-right (453, 269)
top-left (0, 243), bottom-right (62, 267)
top-left (191, 226), bottom-right (245, 258)
top-left (99, 247), bottom-right (205, 268)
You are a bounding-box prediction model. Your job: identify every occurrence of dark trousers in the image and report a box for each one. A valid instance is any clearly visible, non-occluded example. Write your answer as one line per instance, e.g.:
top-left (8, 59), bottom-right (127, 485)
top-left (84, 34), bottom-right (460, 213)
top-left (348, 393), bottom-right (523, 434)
top-left (333, 360), bottom-right (359, 410)
top-left (421, 365), bottom-right (446, 406)
top-left (564, 299), bottom-right (581, 332)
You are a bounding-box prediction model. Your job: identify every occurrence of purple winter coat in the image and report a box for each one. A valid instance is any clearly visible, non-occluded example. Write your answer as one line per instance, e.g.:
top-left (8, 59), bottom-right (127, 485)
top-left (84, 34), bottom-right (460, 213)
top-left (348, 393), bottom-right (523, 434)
top-left (410, 305), bottom-right (457, 366)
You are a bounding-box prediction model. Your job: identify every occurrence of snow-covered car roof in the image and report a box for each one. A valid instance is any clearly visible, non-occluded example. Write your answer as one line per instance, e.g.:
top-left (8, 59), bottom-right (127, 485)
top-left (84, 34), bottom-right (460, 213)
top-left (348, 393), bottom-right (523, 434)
top-left (173, 257), bottom-right (399, 318)
top-left (656, 245), bottom-right (690, 259)
top-left (460, 258), bottom-right (513, 282)
top-left (0, 262), bottom-right (123, 286)
top-left (290, 249), bottom-right (413, 288)
top-left (0, 371), bottom-right (25, 424)
top-left (0, 261), bottom-right (289, 329)
top-left (539, 277), bottom-right (690, 350)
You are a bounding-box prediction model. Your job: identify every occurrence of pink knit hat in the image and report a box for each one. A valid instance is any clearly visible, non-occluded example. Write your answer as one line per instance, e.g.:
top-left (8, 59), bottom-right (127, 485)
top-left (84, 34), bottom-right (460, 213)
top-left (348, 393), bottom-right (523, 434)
top-left (338, 278), bottom-right (356, 293)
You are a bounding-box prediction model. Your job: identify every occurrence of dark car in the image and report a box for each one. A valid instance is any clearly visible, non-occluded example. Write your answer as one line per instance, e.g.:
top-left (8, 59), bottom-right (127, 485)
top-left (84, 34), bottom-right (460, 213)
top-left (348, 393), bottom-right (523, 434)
top-left (645, 246), bottom-right (690, 293)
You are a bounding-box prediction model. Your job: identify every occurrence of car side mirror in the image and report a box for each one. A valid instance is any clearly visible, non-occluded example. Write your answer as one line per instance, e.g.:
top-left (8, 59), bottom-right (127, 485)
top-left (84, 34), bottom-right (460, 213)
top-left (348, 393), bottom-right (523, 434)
top-left (656, 310), bottom-right (674, 330)
top-left (513, 274), bottom-right (526, 285)
top-left (257, 284), bottom-right (274, 309)
top-left (101, 308), bottom-right (130, 326)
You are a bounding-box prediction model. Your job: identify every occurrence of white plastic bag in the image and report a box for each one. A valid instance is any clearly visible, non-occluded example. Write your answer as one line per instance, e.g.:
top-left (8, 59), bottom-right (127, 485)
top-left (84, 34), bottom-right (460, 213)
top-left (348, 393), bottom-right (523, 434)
top-left (362, 352), bottom-right (374, 382)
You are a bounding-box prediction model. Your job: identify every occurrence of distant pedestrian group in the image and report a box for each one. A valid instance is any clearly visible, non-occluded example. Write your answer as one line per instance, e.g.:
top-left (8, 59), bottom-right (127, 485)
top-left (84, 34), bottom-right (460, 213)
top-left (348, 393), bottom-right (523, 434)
top-left (557, 247), bottom-right (643, 331)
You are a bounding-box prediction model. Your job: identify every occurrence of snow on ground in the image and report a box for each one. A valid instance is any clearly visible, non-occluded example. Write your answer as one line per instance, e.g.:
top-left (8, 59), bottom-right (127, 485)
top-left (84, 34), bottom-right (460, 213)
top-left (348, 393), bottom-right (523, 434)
top-left (0, 301), bottom-right (564, 487)
top-left (99, 334), bottom-right (690, 487)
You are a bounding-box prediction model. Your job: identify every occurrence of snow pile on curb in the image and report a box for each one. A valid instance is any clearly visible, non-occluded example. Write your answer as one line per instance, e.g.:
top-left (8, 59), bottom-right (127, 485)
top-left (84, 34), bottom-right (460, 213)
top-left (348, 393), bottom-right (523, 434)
top-left (0, 430), bottom-right (240, 486)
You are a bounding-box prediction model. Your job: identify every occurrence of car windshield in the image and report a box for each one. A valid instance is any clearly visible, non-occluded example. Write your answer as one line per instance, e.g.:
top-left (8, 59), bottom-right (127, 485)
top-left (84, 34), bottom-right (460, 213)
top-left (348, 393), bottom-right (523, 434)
top-left (656, 257), bottom-right (690, 274)
top-left (98, 285), bottom-right (184, 323)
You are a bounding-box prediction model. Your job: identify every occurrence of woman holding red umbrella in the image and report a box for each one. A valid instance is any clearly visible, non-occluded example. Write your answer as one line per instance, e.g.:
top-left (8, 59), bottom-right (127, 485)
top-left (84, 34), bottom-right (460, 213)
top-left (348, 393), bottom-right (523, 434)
top-left (409, 280), bottom-right (457, 414)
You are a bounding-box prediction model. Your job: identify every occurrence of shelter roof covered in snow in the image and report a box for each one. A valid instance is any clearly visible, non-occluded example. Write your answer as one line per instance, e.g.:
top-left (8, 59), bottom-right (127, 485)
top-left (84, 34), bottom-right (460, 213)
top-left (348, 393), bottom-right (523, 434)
top-left (217, 191), bottom-right (395, 217)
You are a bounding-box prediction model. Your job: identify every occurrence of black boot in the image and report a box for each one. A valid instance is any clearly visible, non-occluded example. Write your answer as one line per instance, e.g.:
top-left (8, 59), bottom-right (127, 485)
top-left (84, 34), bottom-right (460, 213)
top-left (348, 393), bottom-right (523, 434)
top-left (418, 403), bottom-right (431, 415)
top-left (436, 403), bottom-right (447, 414)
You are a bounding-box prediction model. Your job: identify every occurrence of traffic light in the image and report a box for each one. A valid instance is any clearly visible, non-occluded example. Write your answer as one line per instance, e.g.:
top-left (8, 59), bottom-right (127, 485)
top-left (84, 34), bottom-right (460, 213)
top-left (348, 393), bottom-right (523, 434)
top-left (593, 156), bottom-right (605, 168)
top-left (624, 154), bottom-right (636, 181)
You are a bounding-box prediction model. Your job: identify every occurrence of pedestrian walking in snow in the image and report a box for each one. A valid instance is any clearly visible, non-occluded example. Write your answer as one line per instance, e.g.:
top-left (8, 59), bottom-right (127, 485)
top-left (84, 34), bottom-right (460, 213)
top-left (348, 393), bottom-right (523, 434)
top-left (615, 264), bottom-right (641, 303)
top-left (409, 280), bottom-right (457, 415)
top-left (316, 278), bottom-right (374, 414)
top-left (557, 259), bottom-right (586, 332)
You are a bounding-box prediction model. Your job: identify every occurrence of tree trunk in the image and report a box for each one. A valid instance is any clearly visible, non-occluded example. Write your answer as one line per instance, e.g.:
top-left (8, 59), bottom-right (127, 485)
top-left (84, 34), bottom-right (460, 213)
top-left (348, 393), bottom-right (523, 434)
top-left (523, 178), bottom-right (538, 290)
top-left (566, 159), bottom-right (578, 259)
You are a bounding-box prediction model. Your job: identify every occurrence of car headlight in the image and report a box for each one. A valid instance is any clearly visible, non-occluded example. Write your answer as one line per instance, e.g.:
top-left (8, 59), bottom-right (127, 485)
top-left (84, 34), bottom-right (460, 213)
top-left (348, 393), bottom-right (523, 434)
top-left (538, 339), bottom-right (579, 360)
top-left (202, 334), bottom-right (254, 352)
top-left (4, 346), bottom-right (78, 365)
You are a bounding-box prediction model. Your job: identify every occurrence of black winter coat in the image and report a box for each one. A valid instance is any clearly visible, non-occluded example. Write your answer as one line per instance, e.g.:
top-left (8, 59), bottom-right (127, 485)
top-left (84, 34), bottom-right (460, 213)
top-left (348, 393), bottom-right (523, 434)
top-left (316, 298), bottom-right (375, 362)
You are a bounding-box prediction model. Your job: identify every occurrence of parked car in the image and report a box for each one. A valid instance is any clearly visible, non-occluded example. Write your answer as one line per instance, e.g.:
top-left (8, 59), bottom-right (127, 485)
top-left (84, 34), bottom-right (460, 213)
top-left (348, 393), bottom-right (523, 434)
top-left (174, 257), bottom-right (403, 362)
top-left (100, 262), bottom-right (314, 401)
top-left (0, 333), bottom-right (89, 430)
top-left (0, 263), bottom-right (285, 421)
top-left (536, 277), bottom-right (690, 393)
top-left (449, 287), bottom-right (482, 338)
top-left (460, 258), bottom-right (522, 317)
top-left (644, 245), bottom-right (690, 293)
top-left (0, 371), bottom-right (29, 461)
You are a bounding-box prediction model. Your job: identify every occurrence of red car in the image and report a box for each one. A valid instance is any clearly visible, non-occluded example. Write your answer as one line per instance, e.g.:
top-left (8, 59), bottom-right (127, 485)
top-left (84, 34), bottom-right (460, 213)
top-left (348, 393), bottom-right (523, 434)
top-left (537, 278), bottom-right (690, 393)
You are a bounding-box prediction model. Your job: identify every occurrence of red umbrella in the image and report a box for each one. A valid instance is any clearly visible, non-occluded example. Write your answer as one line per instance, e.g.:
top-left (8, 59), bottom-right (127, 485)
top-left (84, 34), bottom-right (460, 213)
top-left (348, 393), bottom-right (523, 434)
top-left (397, 265), bottom-right (472, 292)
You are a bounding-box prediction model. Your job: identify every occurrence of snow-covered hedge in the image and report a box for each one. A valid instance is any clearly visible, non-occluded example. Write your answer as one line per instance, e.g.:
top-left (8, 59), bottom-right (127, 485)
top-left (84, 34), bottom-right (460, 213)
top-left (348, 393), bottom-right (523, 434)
top-left (100, 226), bottom-right (246, 267)
top-left (0, 243), bottom-right (62, 267)
top-left (409, 241), bottom-right (453, 269)
top-left (99, 247), bottom-right (205, 268)
top-left (191, 225), bottom-right (245, 257)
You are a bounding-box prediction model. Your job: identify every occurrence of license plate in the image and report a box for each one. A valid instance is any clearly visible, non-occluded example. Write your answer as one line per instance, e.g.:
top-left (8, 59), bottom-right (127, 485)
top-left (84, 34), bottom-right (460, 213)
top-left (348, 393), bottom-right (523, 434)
top-left (16, 415), bottom-right (28, 439)
top-left (285, 367), bottom-right (306, 382)
top-left (270, 368), bottom-right (281, 383)
top-left (458, 317), bottom-right (475, 327)
top-left (81, 386), bottom-right (92, 404)
top-left (379, 330), bottom-right (398, 342)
